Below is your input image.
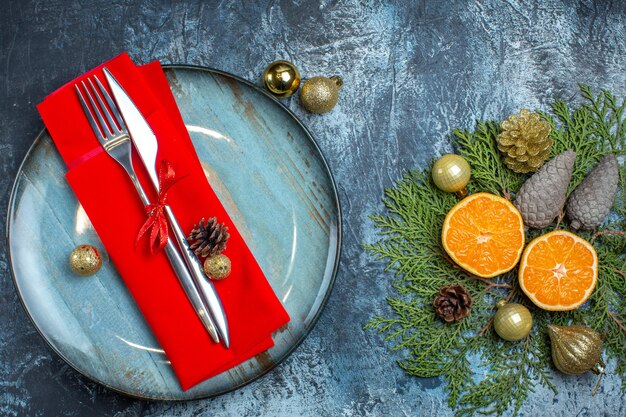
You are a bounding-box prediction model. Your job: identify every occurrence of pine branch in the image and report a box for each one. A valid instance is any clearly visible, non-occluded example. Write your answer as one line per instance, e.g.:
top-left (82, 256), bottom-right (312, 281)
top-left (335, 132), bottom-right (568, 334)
top-left (453, 122), bottom-right (523, 196)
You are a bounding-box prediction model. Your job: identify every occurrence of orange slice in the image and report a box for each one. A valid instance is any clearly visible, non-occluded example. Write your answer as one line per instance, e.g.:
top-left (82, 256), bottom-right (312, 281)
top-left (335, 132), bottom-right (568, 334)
top-left (442, 192), bottom-right (525, 278)
top-left (519, 230), bottom-right (598, 311)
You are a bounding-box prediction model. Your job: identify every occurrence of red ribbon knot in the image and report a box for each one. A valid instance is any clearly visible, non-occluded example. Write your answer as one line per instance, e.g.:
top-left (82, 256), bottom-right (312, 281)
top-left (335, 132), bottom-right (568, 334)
top-left (136, 160), bottom-right (184, 254)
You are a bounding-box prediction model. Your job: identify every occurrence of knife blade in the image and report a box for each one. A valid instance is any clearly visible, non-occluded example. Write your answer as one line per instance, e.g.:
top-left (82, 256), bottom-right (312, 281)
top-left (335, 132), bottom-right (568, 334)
top-left (104, 68), bottom-right (230, 348)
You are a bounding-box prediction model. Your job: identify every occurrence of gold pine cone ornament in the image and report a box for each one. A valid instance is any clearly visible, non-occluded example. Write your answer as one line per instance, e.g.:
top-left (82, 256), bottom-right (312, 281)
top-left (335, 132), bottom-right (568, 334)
top-left (497, 109), bottom-right (552, 173)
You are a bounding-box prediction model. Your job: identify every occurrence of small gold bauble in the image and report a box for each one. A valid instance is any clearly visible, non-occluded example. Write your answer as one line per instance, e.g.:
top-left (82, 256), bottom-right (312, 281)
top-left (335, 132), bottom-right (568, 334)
top-left (203, 254), bottom-right (231, 280)
top-left (69, 244), bottom-right (102, 276)
top-left (493, 300), bottom-right (533, 341)
top-left (263, 60), bottom-right (301, 98)
top-left (432, 154), bottom-right (471, 194)
top-left (547, 324), bottom-right (604, 375)
top-left (300, 76), bottom-right (343, 113)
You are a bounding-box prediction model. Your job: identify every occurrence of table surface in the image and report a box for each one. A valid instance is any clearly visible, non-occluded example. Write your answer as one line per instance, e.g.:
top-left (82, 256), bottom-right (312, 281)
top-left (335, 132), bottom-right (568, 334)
top-left (1, 1), bottom-right (624, 416)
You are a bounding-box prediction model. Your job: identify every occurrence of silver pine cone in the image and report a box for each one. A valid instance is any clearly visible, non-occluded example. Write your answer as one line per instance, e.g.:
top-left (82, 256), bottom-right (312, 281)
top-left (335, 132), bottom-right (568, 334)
top-left (514, 149), bottom-right (576, 228)
top-left (566, 154), bottom-right (619, 230)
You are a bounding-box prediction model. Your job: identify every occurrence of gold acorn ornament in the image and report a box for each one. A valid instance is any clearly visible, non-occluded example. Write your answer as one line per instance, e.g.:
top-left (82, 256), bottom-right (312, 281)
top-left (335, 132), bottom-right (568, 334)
top-left (547, 324), bottom-right (604, 375)
top-left (497, 109), bottom-right (552, 173)
top-left (432, 154), bottom-right (471, 197)
top-left (300, 76), bottom-right (343, 113)
top-left (263, 60), bottom-right (301, 98)
top-left (493, 300), bottom-right (533, 341)
top-left (203, 254), bottom-right (231, 280)
top-left (69, 244), bottom-right (102, 276)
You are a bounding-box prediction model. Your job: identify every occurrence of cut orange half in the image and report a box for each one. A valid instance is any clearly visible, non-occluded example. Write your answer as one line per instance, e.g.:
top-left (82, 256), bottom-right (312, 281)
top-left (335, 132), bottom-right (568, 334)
top-left (442, 192), bottom-right (525, 278)
top-left (519, 230), bottom-right (598, 311)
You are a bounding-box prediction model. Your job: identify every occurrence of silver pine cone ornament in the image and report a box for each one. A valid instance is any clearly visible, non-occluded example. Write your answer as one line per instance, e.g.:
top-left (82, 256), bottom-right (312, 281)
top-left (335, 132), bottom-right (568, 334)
top-left (187, 217), bottom-right (230, 258)
top-left (566, 154), bottom-right (619, 230)
top-left (514, 149), bottom-right (576, 228)
top-left (497, 109), bottom-right (553, 173)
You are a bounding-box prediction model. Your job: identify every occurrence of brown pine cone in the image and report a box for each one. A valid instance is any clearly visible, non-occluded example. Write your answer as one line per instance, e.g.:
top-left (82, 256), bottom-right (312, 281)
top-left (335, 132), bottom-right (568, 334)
top-left (187, 217), bottom-right (230, 258)
top-left (433, 284), bottom-right (472, 323)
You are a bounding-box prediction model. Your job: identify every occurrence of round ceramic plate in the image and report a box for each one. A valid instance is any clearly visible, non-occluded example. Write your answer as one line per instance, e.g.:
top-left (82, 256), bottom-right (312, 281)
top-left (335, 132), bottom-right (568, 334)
top-left (7, 65), bottom-right (341, 400)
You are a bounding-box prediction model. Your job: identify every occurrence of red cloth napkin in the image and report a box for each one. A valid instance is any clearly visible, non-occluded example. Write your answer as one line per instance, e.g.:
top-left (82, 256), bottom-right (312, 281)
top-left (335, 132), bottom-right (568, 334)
top-left (37, 53), bottom-right (290, 390)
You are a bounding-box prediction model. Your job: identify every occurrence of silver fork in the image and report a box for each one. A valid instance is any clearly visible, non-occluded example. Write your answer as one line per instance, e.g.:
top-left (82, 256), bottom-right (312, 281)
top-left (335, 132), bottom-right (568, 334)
top-left (75, 76), bottom-right (220, 343)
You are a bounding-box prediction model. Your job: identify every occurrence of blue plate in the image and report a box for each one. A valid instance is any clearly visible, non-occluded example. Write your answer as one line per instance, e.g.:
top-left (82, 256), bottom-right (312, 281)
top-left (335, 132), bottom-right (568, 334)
top-left (7, 65), bottom-right (341, 400)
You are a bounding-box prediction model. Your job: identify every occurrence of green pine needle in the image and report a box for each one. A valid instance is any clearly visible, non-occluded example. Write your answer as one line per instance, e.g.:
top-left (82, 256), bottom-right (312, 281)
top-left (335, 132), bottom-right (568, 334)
top-left (364, 85), bottom-right (625, 416)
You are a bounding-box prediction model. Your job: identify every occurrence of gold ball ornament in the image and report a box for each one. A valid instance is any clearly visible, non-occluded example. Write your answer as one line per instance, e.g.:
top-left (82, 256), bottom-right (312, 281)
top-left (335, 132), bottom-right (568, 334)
top-left (300, 76), bottom-right (343, 113)
top-left (263, 60), bottom-right (301, 98)
top-left (69, 245), bottom-right (102, 276)
top-left (493, 300), bottom-right (533, 341)
top-left (203, 254), bottom-right (231, 280)
top-left (547, 324), bottom-right (604, 376)
top-left (432, 154), bottom-right (471, 196)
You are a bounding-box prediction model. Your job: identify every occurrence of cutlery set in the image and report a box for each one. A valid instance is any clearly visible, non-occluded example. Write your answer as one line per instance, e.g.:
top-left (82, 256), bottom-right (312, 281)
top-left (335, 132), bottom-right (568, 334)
top-left (75, 69), bottom-right (230, 348)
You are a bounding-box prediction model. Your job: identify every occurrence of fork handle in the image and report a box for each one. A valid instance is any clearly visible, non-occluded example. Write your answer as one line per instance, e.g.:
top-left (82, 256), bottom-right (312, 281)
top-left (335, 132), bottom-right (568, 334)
top-left (164, 206), bottom-right (231, 349)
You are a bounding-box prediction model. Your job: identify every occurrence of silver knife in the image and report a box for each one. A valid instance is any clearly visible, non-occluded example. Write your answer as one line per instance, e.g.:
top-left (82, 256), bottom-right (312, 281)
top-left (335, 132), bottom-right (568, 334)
top-left (104, 68), bottom-right (231, 348)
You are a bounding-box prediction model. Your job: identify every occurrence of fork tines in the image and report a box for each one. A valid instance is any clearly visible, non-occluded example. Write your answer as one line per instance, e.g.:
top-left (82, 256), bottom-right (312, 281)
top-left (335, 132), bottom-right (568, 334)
top-left (75, 75), bottom-right (127, 144)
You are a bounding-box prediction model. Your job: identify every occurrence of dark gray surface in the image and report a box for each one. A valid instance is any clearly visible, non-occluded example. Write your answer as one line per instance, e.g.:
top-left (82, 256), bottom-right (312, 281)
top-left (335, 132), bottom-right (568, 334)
top-left (1, 1), bottom-right (624, 416)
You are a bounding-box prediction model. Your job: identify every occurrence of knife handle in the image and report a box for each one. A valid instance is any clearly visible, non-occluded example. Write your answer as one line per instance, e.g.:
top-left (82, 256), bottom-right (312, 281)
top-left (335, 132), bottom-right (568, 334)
top-left (164, 206), bottom-right (231, 349)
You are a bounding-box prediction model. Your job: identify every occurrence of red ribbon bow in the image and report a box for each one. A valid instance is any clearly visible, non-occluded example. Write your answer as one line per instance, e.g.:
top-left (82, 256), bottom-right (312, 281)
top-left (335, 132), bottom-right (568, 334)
top-left (136, 160), bottom-right (184, 254)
